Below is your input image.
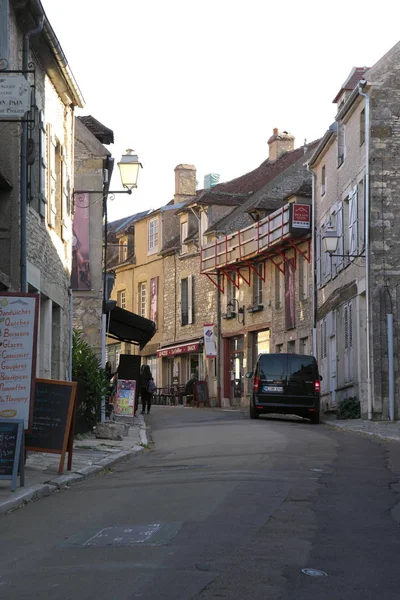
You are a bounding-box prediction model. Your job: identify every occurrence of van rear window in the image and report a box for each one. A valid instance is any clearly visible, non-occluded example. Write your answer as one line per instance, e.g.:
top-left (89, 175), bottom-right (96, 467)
top-left (258, 354), bottom-right (316, 380)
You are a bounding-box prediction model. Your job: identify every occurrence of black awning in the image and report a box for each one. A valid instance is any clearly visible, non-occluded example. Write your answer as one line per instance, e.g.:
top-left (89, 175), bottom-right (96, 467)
top-left (106, 303), bottom-right (156, 350)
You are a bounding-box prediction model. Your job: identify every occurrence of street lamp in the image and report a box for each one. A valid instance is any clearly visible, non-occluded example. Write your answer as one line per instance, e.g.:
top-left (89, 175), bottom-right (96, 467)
top-left (322, 227), bottom-right (365, 258)
top-left (117, 149), bottom-right (142, 191)
top-left (322, 228), bottom-right (340, 254)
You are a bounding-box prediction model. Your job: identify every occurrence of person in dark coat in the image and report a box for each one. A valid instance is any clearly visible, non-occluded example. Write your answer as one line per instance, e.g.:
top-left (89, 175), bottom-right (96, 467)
top-left (139, 364), bottom-right (153, 415)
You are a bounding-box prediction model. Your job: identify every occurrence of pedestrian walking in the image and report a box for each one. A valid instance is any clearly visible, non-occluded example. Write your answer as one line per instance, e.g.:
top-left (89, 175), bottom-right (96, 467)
top-left (139, 364), bottom-right (154, 415)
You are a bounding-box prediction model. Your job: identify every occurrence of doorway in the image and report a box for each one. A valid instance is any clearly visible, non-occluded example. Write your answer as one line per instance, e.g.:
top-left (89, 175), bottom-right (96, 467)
top-left (329, 335), bottom-right (337, 408)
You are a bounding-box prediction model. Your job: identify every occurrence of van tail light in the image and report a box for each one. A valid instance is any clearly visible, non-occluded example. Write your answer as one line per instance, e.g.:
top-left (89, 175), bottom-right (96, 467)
top-left (314, 380), bottom-right (321, 393)
top-left (253, 376), bottom-right (260, 392)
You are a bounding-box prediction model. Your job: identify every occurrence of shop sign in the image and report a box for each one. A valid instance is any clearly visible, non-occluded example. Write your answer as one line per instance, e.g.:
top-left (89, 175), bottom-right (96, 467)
top-left (157, 342), bottom-right (200, 358)
top-left (0, 74), bottom-right (31, 118)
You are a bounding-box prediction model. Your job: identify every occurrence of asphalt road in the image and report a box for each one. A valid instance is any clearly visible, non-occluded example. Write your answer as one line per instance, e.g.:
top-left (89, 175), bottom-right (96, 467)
top-left (1, 407), bottom-right (400, 600)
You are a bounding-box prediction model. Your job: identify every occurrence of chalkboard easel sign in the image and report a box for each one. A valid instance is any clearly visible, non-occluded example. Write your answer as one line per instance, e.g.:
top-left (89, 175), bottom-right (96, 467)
top-left (0, 419), bottom-right (25, 491)
top-left (193, 381), bottom-right (209, 408)
top-left (25, 379), bottom-right (77, 475)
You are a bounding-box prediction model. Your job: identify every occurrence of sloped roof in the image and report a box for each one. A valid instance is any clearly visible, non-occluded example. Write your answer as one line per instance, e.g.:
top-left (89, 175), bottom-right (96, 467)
top-left (205, 140), bottom-right (319, 234)
top-left (108, 210), bottom-right (151, 236)
top-left (332, 67), bottom-right (369, 103)
top-left (78, 116), bottom-right (114, 144)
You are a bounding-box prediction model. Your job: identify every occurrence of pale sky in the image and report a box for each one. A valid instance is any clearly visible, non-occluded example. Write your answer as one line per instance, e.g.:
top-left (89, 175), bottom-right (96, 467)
top-left (42, 0), bottom-right (400, 222)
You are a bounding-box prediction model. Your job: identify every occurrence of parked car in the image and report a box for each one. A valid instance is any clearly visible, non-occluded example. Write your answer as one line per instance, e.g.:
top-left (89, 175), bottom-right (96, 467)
top-left (247, 353), bottom-right (321, 424)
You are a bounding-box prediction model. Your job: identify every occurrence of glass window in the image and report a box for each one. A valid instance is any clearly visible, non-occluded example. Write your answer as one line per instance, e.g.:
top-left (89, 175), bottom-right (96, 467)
top-left (148, 218), bottom-right (159, 253)
top-left (138, 282), bottom-right (147, 317)
top-left (253, 263), bottom-right (263, 305)
top-left (117, 289), bottom-right (126, 309)
top-left (321, 165), bottom-right (326, 196)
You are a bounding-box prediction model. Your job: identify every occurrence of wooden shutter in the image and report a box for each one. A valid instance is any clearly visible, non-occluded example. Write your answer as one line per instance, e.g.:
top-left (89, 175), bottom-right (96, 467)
top-left (316, 232), bottom-right (321, 287)
top-left (39, 111), bottom-right (47, 218)
top-left (349, 187), bottom-right (358, 257)
top-left (47, 124), bottom-right (56, 228)
top-left (61, 147), bottom-right (68, 241)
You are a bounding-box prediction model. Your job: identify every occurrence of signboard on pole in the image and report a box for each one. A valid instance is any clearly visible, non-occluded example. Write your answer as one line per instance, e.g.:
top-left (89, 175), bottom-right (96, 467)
top-left (0, 293), bottom-right (39, 430)
top-left (0, 74), bottom-right (31, 118)
top-left (203, 324), bottom-right (217, 358)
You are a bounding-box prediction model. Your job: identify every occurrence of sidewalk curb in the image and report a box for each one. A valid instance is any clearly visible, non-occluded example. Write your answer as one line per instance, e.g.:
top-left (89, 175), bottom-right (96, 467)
top-left (322, 419), bottom-right (400, 443)
top-left (0, 417), bottom-right (148, 516)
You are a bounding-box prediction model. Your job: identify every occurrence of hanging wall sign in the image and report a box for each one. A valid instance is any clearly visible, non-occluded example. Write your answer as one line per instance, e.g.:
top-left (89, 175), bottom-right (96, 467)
top-left (203, 324), bottom-right (217, 358)
top-left (0, 74), bottom-right (31, 118)
top-left (0, 293), bottom-right (39, 430)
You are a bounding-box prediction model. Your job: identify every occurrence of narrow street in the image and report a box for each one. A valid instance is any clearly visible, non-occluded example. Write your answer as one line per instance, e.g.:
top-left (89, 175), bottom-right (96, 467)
top-left (1, 407), bottom-right (400, 599)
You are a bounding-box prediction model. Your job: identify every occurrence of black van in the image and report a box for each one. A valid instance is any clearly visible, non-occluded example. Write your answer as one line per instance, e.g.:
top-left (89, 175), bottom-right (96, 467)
top-left (249, 353), bottom-right (321, 424)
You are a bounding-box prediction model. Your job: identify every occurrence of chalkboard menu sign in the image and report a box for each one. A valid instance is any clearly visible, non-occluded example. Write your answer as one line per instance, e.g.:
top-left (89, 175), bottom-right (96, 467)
top-left (25, 379), bottom-right (77, 475)
top-left (0, 419), bottom-right (24, 491)
top-left (193, 381), bottom-right (209, 407)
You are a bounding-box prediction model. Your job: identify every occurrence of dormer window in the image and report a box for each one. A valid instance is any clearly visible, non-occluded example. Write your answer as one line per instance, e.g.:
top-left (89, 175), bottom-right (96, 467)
top-left (321, 165), bottom-right (326, 196)
top-left (148, 217), bottom-right (158, 254)
top-left (181, 221), bottom-right (188, 254)
top-left (337, 122), bottom-right (345, 167)
top-left (360, 109), bottom-right (365, 146)
top-left (200, 210), bottom-right (208, 246)
top-left (119, 237), bottom-right (128, 263)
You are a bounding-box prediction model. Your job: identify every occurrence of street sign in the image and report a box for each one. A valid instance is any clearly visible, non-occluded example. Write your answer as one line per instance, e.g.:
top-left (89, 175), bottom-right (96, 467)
top-left (0, 73), bottom-right (31, 118)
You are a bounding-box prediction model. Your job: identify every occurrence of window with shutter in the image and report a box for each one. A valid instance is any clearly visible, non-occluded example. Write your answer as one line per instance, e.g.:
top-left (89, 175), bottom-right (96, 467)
top-left (181, 278), bottom-right (189, 325)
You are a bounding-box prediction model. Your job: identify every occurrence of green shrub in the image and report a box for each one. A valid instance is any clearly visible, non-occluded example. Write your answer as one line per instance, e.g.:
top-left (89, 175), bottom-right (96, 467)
top-left (72, 330), bottom-right (109, 430)
top-left (336, 396), bottom-right (361, 420)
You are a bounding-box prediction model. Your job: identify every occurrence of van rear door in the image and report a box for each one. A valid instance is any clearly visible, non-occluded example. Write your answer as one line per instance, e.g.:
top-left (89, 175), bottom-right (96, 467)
top-left (286, 355), bottom-right (317, 398)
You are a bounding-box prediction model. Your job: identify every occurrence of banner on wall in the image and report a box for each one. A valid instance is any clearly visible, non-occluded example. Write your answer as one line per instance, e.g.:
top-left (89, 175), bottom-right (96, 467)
top-left (71, 193), bottom-right (92, 290)
top-left (150, 276), bottom-right (158, 326)
top-left (203, 324), bottom-right (217, 358)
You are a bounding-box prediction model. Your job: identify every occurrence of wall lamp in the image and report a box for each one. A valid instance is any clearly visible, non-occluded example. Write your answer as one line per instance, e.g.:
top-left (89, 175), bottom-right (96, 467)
top-left (73, 149), bottom-right (143, 198)
top-left (322, 228), bottom-right (365, 258)
top-left (227, 298), bottom-right (245, 325)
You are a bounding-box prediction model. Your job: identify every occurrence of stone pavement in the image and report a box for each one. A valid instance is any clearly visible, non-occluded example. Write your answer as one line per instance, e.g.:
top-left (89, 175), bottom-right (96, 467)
top-left (322, 413), bottom-right (400, 442)
top-left (0, 415), bottom-right (148, 516)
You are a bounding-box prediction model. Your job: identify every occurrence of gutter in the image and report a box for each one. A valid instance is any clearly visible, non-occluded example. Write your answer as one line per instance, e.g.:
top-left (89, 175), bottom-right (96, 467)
top-left (25, 0), bottom-right (84, 107)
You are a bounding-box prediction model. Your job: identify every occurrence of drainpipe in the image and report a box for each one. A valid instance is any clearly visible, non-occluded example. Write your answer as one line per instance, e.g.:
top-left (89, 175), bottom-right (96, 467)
top-left (307, 164), bottom-right (318, 359)
top-left (20, 16), bottom-right (44, 292)
top-left (217, 271), bottom-right (222, 407)
top-left (358, 81), bottom-right (373, 420)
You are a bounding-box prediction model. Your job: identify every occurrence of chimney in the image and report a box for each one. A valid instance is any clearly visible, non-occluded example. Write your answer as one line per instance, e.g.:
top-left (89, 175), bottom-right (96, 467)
top-left (174, 164), bottom-right (196, 204)
top-left (267, 128), bottom-right (295, 161)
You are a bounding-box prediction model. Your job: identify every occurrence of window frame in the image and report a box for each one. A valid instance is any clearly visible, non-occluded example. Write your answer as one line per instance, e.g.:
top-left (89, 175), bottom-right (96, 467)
top-left (138, 282), bottom-right (147, 318)
top-left (321, 165), bottom-right (326, 196)
top-left (117, 289), bottom-right (126, 310)
top-left (148, 217), bottom-right (159, 254)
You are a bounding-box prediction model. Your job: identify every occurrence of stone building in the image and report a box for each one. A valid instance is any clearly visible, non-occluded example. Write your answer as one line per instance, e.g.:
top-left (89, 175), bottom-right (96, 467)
top-left (73, 116), bottom-right (114, 362)
top-left (200, 131), bottom-right (318, 406)
top-left (310, 41), bottom-right (400, 420)
top-left (0, 0), bottom-right (84, 379)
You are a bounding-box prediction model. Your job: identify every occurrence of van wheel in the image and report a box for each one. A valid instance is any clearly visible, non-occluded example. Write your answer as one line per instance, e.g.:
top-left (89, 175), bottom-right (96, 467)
top-left (250, 406), bottom-right (260, 420)
top-left (310, 412), bottom-right (320, 425)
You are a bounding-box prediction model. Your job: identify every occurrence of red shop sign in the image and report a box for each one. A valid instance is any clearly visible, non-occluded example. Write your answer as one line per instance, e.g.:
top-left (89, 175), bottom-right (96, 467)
top-left (292, 204), bottom-right (311, 229)
top-left (157, 342), bottom-right (200, 358)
